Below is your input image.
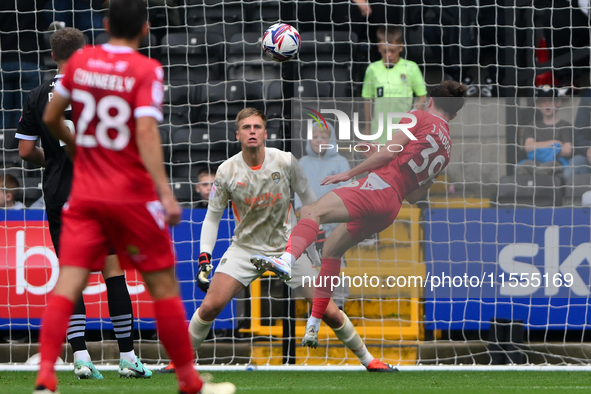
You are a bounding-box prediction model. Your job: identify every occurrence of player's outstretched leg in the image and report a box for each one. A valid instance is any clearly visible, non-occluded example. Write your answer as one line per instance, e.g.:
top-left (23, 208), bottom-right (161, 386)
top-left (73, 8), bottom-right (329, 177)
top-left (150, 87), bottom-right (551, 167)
top-left (250, 255), bottom-right (292, 281)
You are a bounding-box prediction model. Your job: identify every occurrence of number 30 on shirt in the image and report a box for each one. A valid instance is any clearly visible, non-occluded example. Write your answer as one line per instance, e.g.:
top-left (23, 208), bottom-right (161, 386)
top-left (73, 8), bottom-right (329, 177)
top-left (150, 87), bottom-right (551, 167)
top-left (408, 134), bottom-right (446, 186)
top-left (71, 88), bottom-right (131, 151)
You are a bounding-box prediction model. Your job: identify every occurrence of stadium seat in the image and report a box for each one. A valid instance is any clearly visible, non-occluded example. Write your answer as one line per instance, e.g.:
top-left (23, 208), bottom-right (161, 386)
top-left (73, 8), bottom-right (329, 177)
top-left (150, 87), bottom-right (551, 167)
top-left (170, 178), bottom-right (194, 205)
top-left (245, 0), bottom-right (280, 23)
top-left (295, 80), bottom-right (333, 98)
top-left (171, 126), bottom-right (237, 170)
top-left (199, 81), bottom-right (247, 123)
top-left (162, 78), bottom-right (200, 126)
top-left (139, 33), bottom-right (159, 60)
top-left (299, 31), bottom-right (358, 63)
top-left (265, 120), bottom-right (286, 150)
top-left (22, 177), bottom-right (43, 207)
top-left (1, 129), bottom-right (21, 168)
top-left (497, 175), bottom-right (564, 207)
top-left (300, 63), bottom-right (353, 97)
top-left (226, 32), bottom-right (280, 81)
top-left (563, 174), bottom-right (591, 206)
top-left (161, 32), bottom-right (223, 83)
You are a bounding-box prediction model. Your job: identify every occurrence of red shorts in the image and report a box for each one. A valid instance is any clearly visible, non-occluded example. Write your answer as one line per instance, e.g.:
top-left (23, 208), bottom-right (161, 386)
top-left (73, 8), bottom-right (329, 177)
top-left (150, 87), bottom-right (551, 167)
top-left (59, 197), bottom-right (175, 272)
top-left (332, 173), bottom-right (403, 242)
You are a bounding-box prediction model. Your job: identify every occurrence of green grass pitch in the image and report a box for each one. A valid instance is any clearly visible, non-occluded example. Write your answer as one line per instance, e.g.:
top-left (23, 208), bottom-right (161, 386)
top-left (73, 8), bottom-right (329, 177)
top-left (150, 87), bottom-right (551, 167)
top-left (2, 371), bottom-right (591, 393)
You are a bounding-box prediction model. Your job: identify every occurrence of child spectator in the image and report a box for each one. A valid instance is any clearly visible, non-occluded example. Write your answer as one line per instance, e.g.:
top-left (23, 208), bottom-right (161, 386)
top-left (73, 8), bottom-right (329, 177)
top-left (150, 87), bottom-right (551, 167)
top-left (0, 174), bottom-right (24, 209)
top-left (516, 85), bottom-right (573, 178)
top-left (362, 25), bottom-right (427, 146)
top-left (295, 121), bottom-right (351, 309)
top-left (194, 167), bottom-right (216, 209)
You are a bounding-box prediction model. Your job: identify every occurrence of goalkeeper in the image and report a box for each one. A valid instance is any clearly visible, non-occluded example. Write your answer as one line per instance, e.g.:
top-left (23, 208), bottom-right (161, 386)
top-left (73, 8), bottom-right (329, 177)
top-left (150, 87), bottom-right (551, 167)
top-left (161, 108), bottom-right (396, 373)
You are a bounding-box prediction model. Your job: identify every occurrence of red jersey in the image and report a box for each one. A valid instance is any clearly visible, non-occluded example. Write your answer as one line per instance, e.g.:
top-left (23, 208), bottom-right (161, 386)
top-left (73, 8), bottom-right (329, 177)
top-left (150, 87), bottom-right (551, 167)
top-left (55, 44), bottom-right (164, 203)
top-left (374, 109), bottom-right (452, 199)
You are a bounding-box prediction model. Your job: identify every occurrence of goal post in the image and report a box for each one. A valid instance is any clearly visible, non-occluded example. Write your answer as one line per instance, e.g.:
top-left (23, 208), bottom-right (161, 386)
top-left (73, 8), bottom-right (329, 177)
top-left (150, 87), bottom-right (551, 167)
top-left (2, 1), bottom-right (591, 369)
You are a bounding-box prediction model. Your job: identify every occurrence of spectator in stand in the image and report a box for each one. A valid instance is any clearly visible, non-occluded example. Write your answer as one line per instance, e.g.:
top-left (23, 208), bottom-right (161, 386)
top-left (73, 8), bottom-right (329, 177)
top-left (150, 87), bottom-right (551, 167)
top-left (0, 0), bottom-right (46, 129)
top-left (564, 90), bottom-right (591, 179)
top-left (0, 174), bottom-right (24, 210)
top-left (45, 0), bottom-right (106, 41)
top-left (516, 85), bottom-right (573, 178)
top-left (194, 167), bottom-right (216, 209)
top-left (362, 25), bottom-right (426, 146)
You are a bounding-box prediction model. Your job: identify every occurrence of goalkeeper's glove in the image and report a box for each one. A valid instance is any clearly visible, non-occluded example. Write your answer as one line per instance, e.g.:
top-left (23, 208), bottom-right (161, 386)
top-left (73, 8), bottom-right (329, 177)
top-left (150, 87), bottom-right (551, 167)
top-left (196, 252), bottom-right (213, 293)
top-left (315, 225), bottom-right (326, 255)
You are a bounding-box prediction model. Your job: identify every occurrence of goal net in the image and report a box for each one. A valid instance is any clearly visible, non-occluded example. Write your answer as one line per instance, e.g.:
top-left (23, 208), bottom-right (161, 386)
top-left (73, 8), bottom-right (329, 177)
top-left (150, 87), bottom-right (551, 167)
top-left (2, 0), bottom-right (591, 369)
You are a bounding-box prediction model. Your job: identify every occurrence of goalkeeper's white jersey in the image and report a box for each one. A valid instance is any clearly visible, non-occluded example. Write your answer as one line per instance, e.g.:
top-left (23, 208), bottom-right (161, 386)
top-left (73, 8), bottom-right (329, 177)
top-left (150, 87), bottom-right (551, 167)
top-left (208, 147), bottom-right (313, 254)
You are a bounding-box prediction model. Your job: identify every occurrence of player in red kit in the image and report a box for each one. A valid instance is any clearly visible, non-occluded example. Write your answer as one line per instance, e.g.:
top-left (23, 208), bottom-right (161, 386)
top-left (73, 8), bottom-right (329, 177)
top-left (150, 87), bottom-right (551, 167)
top-left (252, 80), bottom-right (467, 348)
top-left (35, 1), bottom-right (235, 394)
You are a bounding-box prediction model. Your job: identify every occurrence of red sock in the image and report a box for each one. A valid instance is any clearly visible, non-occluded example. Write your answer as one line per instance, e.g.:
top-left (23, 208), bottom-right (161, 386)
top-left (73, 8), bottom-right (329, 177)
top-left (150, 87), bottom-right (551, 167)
top-left (36, 295), bottom-right (74, 390)
top-left (311, 258), bottom-right (341, 319)
top-left (286, 219), bottom-right (319, 260)
top-left (154, 297), bottom-right (203, 394)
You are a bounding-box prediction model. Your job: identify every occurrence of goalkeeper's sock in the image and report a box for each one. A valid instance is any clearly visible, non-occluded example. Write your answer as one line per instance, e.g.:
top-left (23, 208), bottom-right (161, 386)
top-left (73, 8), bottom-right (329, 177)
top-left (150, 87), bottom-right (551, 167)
top-left (311, 258), bottom-right (341, 320)
top-left (153, 296), bottom-right (202, 393)
top-left (38, 295), bottom-right (75, 385)
top-left (285, 219), bottom-right (319, 263)
top-left (188, 308), bottom-right (213, 350)
top-left (332, 310), bottom-right (374, 367)
top-left (67, 297), bottom-right (87, 353)
top-left (105, 275), bottom-right (135, 354)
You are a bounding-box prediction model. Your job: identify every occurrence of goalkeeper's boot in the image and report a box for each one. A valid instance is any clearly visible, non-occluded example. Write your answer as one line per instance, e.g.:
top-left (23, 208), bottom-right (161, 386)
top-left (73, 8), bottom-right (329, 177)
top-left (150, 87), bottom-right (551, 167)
top-left (366, 359), bottom-right (399, 372)
top-left (74, 360), bottom-right (103, 379)
top-left (157, 362), bottom-right (176, 374)
top-left (118, 358), bottom-right (153, 378)
top-left (302, 324), bottom-right (319, 349)
top-left (179, 381), bottom-right (237, 394)
top-left (250, 255), bottom-right (291, 281)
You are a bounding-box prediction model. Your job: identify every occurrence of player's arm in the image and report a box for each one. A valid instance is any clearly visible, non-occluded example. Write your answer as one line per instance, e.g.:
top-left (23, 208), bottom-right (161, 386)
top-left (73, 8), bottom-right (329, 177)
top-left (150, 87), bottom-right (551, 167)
top-left (405, 179), bottom-right (434, 204)
top-left (321, 130), bottom-right (411, 185)
top-left (43, 92), bottom-right (75, 158)
top-left (17, 94), bottom-right (46, 167)
top-left (197, 175), bottom-right (229, 292)
top-left (136, 116), bottom-right (181, 226)
top-left (18, 140), bottom-right (45, 167)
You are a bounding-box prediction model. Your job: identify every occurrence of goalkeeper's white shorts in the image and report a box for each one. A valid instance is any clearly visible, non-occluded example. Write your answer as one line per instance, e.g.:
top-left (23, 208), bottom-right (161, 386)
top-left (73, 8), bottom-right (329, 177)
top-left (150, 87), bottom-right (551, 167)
top-left (214, 243), bottom-right (319, 289)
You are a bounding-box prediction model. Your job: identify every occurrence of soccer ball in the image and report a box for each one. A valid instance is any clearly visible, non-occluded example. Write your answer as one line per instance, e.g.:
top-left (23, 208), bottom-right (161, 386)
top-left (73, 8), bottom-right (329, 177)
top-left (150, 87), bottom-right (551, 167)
top-left (262, 23), bottom-right (301, 62)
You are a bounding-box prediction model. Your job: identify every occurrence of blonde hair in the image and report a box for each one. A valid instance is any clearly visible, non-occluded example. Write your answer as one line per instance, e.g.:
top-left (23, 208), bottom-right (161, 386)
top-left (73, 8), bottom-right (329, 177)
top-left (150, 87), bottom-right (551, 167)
top-left (235, 108), bottom-right (267, 128)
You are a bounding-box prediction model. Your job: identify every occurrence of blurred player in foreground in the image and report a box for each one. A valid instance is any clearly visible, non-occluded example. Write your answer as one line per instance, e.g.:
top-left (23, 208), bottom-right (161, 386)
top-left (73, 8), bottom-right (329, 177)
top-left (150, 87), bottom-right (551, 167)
top-left (35, 1), bottom-right (235, 393)
top-left (160, 108), bottom-right (397, 373)
top-left (17, 26), bottom-right (149, 380)
top-left (252, 81), bottom-right (467, 348)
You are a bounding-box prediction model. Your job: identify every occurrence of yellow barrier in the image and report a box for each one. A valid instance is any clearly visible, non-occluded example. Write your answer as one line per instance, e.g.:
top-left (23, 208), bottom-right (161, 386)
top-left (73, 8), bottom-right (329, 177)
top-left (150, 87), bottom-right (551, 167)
top-left (241, 205), bottom-right (425, 340)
